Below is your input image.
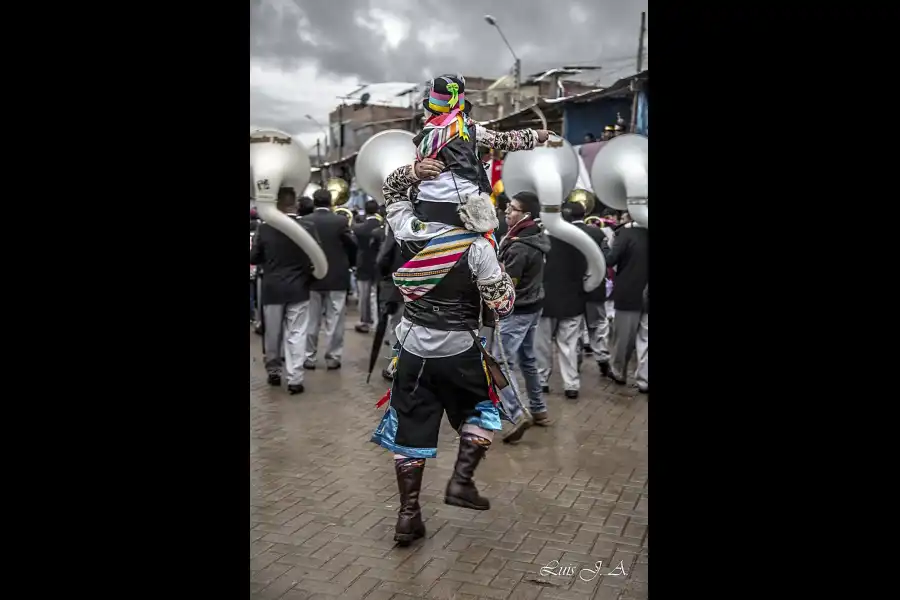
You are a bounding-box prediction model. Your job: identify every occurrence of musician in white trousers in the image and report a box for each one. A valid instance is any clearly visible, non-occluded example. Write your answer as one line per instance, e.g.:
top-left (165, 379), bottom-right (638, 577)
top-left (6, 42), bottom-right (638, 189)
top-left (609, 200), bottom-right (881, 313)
top-left (249, 189), bottom-right (316, 394)
top-left (536, 203), bottom-right (589, 399)
top-left (302, 190), bottom-right (357, 370)
top-left (605, 216), bottom-right (649, 392)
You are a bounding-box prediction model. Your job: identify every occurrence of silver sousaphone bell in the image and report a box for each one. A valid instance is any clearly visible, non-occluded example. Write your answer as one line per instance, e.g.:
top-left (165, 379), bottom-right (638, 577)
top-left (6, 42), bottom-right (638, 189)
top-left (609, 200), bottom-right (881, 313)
top-left (250, 128), bottom-right (329, 278)
top-left (501, 134), bottom-right (607, 292)
top-left (590, 133), bottom-right (648, 228)
top-left (355, 130), bottom-right (417, 204)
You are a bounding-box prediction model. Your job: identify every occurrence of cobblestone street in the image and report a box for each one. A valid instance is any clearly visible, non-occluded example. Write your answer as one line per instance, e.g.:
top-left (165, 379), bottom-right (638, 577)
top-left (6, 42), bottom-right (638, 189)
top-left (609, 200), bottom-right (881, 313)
top-left (250, 309), bottom-right (648, 600)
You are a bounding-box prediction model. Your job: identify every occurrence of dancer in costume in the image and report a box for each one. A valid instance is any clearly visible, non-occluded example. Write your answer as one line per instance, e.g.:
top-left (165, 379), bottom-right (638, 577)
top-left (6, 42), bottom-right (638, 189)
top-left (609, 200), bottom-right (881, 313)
top-left (370, 74), bottom-right (550, 546)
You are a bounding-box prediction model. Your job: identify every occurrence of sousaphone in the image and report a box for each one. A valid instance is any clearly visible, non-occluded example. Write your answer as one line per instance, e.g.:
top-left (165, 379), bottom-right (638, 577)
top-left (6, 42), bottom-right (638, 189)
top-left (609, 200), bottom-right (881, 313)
top-left (501, 134), bottom-right (606, 292)
top-left (590, 133), bottom-right (648, 228)
top-left (355, 130), bottom-right (417, 204)
top-left (249, 128), bottom-right (328, 278)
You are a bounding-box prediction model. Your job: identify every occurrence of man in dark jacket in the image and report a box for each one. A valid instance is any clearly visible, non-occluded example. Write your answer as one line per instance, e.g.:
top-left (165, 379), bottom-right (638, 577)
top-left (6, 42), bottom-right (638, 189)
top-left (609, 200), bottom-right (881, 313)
top-left (249, 188), bottom-right (320, 394)
top-left (371, 222), bottom-right (406, 380)
top-left (303, 188), bottom-right (358, 370)
top-left (494, 192), bottom-right (552, 443)
top-left (606, 213), bottom-right (648, 391)
top-left (536, 201), bottom-right (588, 399)
top-left (569, 201), bottom-right (611, 375)
top-left (351, 200), bottom-right (382, 333)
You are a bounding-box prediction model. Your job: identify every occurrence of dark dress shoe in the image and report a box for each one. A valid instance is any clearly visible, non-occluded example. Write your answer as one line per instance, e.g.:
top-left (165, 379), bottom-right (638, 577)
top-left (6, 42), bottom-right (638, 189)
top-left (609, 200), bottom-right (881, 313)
top-left (606, 371), bottom-right (626, 385)
top-left (287, 384), bottom-right (304, 395)
top-left (266, 373), bottom-right (281, 386)
top-left (564, 389), bottom-right (579, 399)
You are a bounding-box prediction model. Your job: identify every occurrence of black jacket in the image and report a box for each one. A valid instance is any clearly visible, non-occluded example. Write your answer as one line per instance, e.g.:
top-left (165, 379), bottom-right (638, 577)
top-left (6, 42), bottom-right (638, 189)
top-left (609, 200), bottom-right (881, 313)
top-left (374, 226), bottom-right (404, 307)
top-left (498, 223), bottom-right (550, 314)
top-left (249, 216), bottom-right (320, 305)
top-left (303, 208), bottom-right (357, 291)
top-left (541, 232), bottom-right (587, 319)
top-left (607, 225), bottom-right (648, 311)
top-left (351, 217), bottom-right (382, 281)
top-left (573, 222), bottom-right (608, 302)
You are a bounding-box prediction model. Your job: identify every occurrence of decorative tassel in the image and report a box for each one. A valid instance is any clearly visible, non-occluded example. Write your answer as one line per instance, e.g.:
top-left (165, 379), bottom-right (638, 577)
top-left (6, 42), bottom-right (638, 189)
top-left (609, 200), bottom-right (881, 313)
top-left (376, 388), bottom-right (391, 408)
top-left (457, 114), bottom-right (470, 141)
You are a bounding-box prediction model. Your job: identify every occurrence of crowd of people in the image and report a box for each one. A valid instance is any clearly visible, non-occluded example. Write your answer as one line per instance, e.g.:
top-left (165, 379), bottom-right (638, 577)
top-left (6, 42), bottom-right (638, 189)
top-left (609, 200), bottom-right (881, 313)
top-left (249, 186), bottom-right (648, 411)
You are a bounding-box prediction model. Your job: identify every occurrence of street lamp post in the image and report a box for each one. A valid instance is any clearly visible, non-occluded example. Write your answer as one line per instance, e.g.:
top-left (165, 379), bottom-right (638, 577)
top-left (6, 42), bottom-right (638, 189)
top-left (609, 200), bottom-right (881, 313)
top-left (305, 114), bottom-right (329, 166)
top-left (484, 15), bottom-right (521, 111)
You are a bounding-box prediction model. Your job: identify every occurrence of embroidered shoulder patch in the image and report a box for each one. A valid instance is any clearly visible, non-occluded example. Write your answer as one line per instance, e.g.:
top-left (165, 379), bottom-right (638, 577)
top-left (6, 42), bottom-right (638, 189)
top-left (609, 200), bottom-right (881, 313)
top-left (412, 219), bottom-right (426, 232)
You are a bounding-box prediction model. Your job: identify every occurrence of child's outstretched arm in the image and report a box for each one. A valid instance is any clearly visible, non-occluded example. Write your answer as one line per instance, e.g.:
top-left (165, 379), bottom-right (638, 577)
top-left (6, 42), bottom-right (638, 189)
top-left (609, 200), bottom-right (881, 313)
top-left (474, 123), bottom-right (550, 152)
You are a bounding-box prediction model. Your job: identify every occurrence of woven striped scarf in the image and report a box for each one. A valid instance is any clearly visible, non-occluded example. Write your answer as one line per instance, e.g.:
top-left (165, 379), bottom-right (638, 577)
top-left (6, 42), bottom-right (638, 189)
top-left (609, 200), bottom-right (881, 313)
top-left (415, 111), bottom-right (471, 160)
top-left (393, 228), bottom-right (497, 302)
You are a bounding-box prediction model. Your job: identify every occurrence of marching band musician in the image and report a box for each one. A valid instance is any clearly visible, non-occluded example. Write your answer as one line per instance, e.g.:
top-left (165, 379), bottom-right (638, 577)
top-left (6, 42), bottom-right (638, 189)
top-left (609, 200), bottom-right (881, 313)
top-left (249, 188), bottom-right (320, 394)
top-left (570, 202), bottom-right (612, 375)
top-left (351, 200), bottom-right (383, 334)
top-left (536, 201), bottom-right (589, 399)
top-left (371, 220), bottom-right (405, 381)
top-left (605, 211), bottom-right (649, 393)
top-left (303, 189), bottom-right (357, 370)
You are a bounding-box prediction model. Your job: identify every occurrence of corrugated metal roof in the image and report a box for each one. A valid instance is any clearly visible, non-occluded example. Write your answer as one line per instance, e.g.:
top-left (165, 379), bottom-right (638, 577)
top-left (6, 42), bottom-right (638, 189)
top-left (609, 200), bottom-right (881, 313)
top-left (477, 70), bottom-right (648, 128)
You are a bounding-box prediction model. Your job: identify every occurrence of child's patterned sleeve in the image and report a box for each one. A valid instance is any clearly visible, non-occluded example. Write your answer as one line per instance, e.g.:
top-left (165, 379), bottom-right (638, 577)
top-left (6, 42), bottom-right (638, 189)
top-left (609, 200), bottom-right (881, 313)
top-left (474, 124), bottom-right (537, 152)
top-left (381, 164), bottom-right (419, 207)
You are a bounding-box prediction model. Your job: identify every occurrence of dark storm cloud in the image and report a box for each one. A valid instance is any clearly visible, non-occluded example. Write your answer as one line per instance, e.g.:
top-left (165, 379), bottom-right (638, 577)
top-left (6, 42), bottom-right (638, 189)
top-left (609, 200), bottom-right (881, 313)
top-left (251, 0), bottom-right (648, 85)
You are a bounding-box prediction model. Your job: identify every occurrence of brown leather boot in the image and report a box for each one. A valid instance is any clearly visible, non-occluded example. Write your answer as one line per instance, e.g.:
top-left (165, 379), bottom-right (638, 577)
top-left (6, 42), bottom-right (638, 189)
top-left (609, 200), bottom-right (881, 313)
top-left (394, 458), bottom-right (426, 545)
top-left (444, 436), bottom-right (491, 510)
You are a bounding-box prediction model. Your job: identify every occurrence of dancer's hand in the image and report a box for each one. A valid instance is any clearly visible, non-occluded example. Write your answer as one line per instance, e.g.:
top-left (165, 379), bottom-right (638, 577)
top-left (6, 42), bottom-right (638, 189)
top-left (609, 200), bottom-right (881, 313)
top-left (414, 159), bottom-right (444, 180)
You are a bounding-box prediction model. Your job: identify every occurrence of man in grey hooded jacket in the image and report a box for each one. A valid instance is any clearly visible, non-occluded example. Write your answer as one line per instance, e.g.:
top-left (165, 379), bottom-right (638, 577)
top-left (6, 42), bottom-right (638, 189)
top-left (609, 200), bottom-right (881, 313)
top-left (494, 191), bottom-right (552, 443)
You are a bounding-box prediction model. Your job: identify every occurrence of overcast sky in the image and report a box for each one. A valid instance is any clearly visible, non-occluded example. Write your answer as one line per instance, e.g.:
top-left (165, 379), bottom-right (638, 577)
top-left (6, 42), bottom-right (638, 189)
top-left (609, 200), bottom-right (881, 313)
top-left (250, 0), bottom-right (648, 150)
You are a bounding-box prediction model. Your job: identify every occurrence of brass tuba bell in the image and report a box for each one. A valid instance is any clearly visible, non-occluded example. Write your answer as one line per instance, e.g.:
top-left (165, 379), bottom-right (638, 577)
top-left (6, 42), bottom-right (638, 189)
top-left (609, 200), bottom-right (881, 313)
top-left (326, 177), bottom-right (350, 206)
top-left (567, 188), bottom-right (596, 216)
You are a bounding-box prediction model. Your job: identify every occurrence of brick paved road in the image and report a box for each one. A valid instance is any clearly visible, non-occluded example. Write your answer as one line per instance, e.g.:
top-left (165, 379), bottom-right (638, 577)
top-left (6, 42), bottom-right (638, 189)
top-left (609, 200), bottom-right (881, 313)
top-left (250, 307), bottom-right (648, 600)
